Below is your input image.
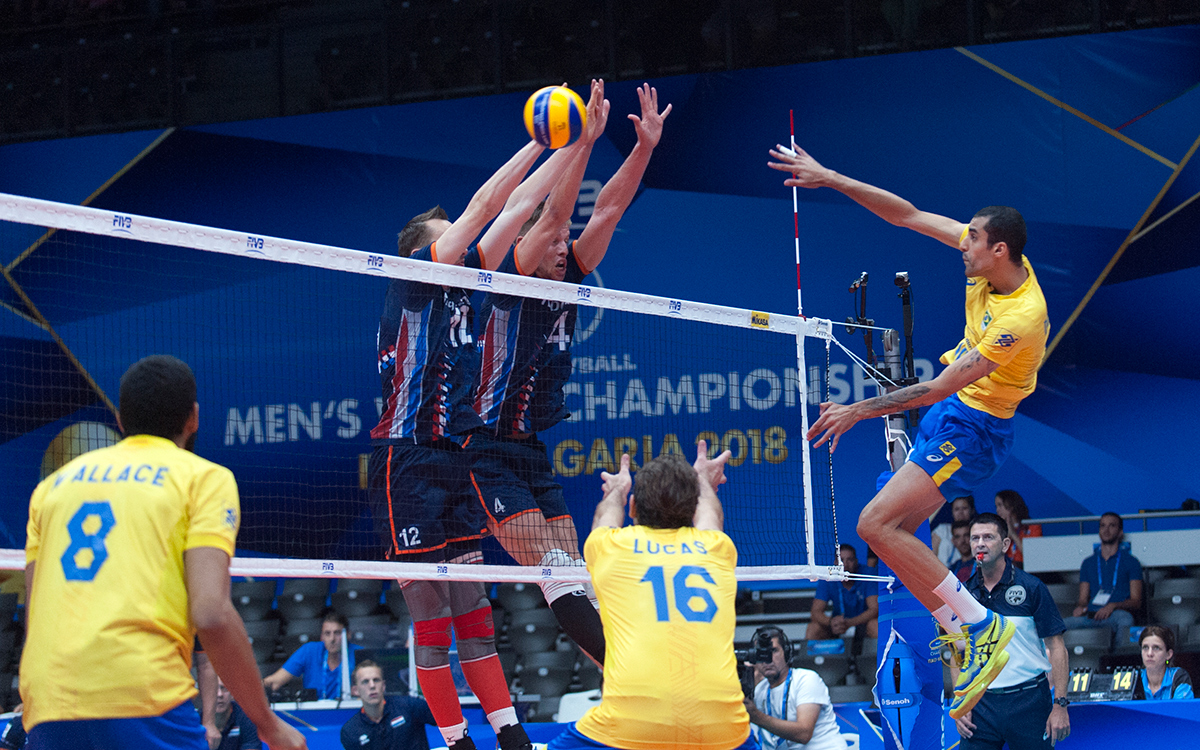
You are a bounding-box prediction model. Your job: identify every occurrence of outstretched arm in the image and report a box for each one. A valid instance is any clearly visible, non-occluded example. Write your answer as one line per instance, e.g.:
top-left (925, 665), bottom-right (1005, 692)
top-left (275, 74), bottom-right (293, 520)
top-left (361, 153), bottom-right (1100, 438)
top-left (767, 145), bottom-right (964, 249)
top-left (806, 346), bottom-right (999, 452)
top-left (434, 140), bottom-right (546, 266)
top-left (594, 453), bottom-right (631, 530)
top-left (692, 440), bottom-right (732, 531)
top-left (574, 83), bottom-right (671, 272)
top-left (516, 79), bottom-right (610, 273)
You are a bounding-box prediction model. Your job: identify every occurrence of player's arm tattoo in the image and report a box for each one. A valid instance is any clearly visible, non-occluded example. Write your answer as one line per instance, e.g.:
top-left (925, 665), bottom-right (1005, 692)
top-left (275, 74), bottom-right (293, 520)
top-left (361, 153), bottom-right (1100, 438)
top-left (853, 349), bottom-right (990, 419)
top-left (855, 383), bottom-right (933, 419)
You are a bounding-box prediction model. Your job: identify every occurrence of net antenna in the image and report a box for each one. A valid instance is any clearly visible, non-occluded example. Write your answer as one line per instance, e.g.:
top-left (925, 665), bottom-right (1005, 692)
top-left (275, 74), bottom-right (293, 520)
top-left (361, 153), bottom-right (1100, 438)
top-left (0, 192), bottom-right (849, 585)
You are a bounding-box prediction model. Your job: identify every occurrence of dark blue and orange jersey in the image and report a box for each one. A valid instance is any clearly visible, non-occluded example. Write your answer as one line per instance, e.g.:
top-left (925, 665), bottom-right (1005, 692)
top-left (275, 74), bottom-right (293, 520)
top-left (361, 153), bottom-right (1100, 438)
top-left (473, 243), bottom-right (587, 436)
top-left (371, 244), bottom-right (484, 442)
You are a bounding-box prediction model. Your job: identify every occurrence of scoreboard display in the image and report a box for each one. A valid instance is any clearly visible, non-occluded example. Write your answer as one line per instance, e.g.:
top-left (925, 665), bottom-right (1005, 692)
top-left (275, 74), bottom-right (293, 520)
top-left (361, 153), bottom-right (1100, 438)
top-left (1066, 667), bottom-right (1139, 702)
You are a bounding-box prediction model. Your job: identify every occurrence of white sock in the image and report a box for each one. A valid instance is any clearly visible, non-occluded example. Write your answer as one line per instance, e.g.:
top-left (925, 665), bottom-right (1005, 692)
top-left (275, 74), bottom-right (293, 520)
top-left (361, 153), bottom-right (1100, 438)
top-left (438, 720), bottom-right (468, 745)
top-left (932, 572), bottom-right (989, 625)
top-left (486, 707), bottom-right (518, 732)
top-left (932, 604), bottom-right (964, 639)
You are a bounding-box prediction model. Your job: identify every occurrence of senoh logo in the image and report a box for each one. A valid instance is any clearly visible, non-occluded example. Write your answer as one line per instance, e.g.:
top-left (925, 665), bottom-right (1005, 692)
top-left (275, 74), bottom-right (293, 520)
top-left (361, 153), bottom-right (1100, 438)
top-left (366, 255), bottom-right (385, 272)
top-left (576, 286), bottom-right (592, 302)
top-left (750, 311), bottom-right (770, 329)
top-left (246, 236), bottom-right (265, 253)
top-left (112, 215), bottom-right (133, 233)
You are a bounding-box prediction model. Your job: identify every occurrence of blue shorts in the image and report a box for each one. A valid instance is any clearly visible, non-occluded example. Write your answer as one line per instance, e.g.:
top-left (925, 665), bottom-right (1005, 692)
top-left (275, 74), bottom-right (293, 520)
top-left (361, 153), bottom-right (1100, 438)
top-left (467, 432), bottom-right (570, 526)
top-left (27, 701), bottom-right (206, 750)
top-left (368, 440), bottom-right (488, 562)
top-left (906, 394), bottom-right (1014, 502)
top-left (547, 723), bottom-right (757, 750)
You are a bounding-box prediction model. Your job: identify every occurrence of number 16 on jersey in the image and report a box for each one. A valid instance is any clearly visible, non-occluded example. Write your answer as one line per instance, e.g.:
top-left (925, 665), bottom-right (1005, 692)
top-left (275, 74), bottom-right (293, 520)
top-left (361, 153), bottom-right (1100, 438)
top-left (640, 565), bottom-right (718, 622)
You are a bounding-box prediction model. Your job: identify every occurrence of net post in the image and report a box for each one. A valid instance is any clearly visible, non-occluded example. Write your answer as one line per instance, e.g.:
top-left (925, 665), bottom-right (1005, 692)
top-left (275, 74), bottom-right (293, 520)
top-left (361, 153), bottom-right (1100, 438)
top-left (796, 323), bottom-right (817, 569)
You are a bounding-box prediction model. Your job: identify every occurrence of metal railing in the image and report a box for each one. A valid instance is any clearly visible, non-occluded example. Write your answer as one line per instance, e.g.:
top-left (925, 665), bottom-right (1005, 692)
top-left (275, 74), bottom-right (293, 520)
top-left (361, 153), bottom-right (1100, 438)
top-left (1026, 510), bottom-right (1200, 535)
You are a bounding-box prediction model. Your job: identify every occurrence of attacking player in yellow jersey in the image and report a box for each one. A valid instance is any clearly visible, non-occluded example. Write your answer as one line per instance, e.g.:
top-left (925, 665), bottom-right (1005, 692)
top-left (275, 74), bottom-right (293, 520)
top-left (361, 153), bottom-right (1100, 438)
top-left (768, 145), bottom-right (1050, 719)
top-left (21, 355), bottom-right (305, 750)
top-left (548, 442), bottom-right (754, 750)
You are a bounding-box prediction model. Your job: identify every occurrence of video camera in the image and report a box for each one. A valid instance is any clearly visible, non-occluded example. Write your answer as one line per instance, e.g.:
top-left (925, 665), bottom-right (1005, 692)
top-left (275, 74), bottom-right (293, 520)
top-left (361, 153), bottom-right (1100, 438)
top-left (735, 627), bottom-right (791, 697)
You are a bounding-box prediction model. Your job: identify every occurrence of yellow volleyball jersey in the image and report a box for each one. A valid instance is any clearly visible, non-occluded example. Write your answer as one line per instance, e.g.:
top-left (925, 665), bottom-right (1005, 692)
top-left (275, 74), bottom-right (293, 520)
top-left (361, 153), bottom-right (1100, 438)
top-left (942, 256), bottom-right (1049, 418)
top-left (22, 435), bottom-right (240, 730)
top-left (576, 525), bottom-right (750, 750)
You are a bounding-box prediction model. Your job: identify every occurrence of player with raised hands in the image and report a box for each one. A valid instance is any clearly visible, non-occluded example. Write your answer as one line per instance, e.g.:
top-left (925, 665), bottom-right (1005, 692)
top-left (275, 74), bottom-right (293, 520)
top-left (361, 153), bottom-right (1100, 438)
top-left (767, 143), bottom-right (1049, 718)
top-left (468, 82), bottom-right (671, 667)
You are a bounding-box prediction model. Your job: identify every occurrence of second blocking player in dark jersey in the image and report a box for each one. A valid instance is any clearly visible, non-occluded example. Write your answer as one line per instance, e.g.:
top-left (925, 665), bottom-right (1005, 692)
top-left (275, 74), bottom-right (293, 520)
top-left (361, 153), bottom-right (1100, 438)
top-left (469, 83), bottom-right (672, 666)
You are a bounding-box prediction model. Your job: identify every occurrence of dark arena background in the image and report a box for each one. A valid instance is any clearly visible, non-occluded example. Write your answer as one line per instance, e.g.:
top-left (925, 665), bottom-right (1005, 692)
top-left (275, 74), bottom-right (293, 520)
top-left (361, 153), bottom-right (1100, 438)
top-left (2, 1), bottom-right (1200, 748)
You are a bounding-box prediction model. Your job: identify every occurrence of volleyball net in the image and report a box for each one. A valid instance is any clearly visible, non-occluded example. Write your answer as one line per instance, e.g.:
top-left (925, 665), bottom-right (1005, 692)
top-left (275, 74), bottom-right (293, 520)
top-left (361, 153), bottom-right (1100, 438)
top-left (0, 192), bottom-right (848, 584)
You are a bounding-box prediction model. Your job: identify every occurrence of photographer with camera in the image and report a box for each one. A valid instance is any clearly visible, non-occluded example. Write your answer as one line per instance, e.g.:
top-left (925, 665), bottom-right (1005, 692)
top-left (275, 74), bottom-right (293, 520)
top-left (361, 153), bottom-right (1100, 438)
top-left (742, 627), bottom-right (844, 750)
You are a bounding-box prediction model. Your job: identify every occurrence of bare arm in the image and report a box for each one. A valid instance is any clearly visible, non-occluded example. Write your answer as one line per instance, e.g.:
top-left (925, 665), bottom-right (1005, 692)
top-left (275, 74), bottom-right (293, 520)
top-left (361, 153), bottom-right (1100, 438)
top-left (186, 547), bottom-right (306, 750)
top-left (692, 440), bottom-right (731, 532)
top-left (433, 140), bottom-right (546, 267)
top-left (846, 595), bottom-right (879, 628)
top-left (263, 666), bottom-right (297, 692)
top-left (195, 650), bottom-right (221, 749)
top-left (593, 453), bottom-right (631, 530)
top-left (767, 145), bottom-right (963, 248)
top-left (1072, 581), bottom-right (1090, 617)
top-left (808, 597), bottom-right (832, 628)
top-left (1044, 635), bottom-right (1071, 745)
top-left (574, 83), bottom-right (671, 272)
top-left (516, 80), bottom-right (609, 272)
top-left (745, 700), bottom-right (822, 745)
top-left (807, 347), bottom-right (999, 451)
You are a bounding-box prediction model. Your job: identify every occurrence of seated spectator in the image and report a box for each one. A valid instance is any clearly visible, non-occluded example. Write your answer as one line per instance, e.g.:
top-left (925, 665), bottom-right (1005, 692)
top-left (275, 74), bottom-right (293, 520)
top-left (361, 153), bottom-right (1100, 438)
top-left (1063, 512), bottom-right (1143, 647)
top-left (214, 676), bottom-right (261, 749)
top-left (994, 489), bottom-right (1041, 568)
top-left (264, 609), bottom-right (362, 699)
top-left (743, 627), bottom-right (845, 750)
top-left (340, 660), bottom-right (437, 750)
top-left (1135, 625), bottom-right (1194, 700)
top-left (0, 712), bottom-right (25, 750)
top-left (948, 519), bottom-right (974, 583)
top-left (930, 495), bottom-right (975, 567)
top-left (808, 545), bottom-right (878, 639)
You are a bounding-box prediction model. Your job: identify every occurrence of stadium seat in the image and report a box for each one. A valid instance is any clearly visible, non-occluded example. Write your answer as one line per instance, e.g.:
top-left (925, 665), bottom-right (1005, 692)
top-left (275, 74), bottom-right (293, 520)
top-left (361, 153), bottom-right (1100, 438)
top-left (557, 689), bottom-right (602, 723)
top-left (384, 588), bottom-right (411, 623)
top-left (1150, 578), bottom-right (1200, 630)
top-left (1062, 628), bottom-right (1110, 672)
top-left (348, 614), bottom-right (393, 649)
top-left (244, 619), bottom-right (280, 663)
top-left (231, 580), bottom-right (277, 621)
top-left (495, 583), bottom-right (543, 613)
top-left (276, 579), bottom-right (330, 621)
top-left (1045, 583), bottom-right (1078, 619)
top-left (518, 651), bottom-right (576, 699)
top-left (525, 697), bottom-right (562, 723)
top-left (795, 640), bottom-right (850, 687)
top-left (508, 609), bottom-right (560, 655)
top-left (497, 646), bottom-right (518, 682)
top-left (332, 580), bottom-right (384, 617)
top-left (828, 683), bottom-right (874, 704)
top-left (575, 658), bottom-right (602, 691)
top-left (282, 616), bottom-right (324, 638)
top-left (280, 632), bottom-right (317, 657)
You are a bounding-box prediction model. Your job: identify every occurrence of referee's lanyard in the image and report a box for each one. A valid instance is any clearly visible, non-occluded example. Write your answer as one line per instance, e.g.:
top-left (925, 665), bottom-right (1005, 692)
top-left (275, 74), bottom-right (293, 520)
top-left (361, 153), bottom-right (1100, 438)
top-left (758, 670), bottom-right (793, 749)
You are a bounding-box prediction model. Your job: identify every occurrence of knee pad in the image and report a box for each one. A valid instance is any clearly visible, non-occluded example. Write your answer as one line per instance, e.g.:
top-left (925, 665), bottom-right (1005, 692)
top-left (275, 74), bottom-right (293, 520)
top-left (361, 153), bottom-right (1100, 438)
top-left (453, 606), bottom-right (497, 662)
top-left (413, 616), bottom-right (453, 668)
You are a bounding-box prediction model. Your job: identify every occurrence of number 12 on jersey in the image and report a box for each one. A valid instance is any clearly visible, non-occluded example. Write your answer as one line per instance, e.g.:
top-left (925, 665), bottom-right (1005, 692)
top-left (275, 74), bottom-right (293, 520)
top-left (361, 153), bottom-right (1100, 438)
top-left (640, 565), bottom-right (718, 622)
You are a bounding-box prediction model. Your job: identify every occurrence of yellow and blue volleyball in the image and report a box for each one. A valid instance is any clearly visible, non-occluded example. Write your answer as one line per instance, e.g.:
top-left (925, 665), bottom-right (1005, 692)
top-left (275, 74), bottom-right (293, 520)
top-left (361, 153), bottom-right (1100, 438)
top-left (524, 86), bottom-right (586, 149)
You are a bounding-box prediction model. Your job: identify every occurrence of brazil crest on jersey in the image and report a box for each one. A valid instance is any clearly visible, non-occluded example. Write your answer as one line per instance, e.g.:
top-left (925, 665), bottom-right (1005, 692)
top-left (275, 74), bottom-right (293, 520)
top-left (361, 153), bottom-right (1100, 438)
top-left (372, 243), bottom-right (484, 442)
top-left (473, 243), bottom-right (586, 436)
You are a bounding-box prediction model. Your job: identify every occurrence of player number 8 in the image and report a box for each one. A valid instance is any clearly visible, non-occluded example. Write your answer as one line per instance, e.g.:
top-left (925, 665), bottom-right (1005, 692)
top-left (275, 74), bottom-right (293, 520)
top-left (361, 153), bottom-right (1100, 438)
top-left (60, 502), bottom-right (117, 581)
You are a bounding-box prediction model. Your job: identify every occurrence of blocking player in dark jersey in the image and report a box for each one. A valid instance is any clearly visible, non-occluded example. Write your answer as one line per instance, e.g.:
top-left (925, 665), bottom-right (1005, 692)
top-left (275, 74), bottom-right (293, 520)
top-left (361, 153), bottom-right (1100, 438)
top-left (468, 83), bottom-right (671, 666)
top-left (367, 82), bottom-right (604, 750)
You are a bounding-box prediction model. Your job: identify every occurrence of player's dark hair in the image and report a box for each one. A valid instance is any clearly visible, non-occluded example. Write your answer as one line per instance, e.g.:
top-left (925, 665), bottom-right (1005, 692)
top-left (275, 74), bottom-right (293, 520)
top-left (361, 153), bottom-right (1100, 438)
top-left (321, 609), bottom-right (350, 629)
top-left (353, 659), bottom-right (382, 682)
top-left (952, 495), bottom-right (976, 513)
top-left (519, 199), bottom-right (547, 238)
top-left (633, 454), bottom-right (701, 529)
top-left (951, 518), bottom-right (972, 532)
top-left (973, 206), bottom-right (1026, 265)
top-left (995, 489), bottom-right (1030, 522)
top-left (1139, 625), bottom-right (1176, 654)
top-left (970, 512), bottom-right (1009, 540)
top-left (397, 205), bottom-right (450, 258)
top-left (1100, 511), bottom-right (1124, 531)
top-left (118, 355), bottom-right (196, 440)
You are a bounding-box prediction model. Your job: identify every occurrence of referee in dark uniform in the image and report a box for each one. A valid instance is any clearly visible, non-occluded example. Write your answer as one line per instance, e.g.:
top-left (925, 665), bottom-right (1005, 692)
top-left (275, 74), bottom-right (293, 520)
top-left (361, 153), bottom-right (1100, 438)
top-left (954, 513), bottom-right (1071, 748)
top-left (341, 661), bottom-right (437, 750)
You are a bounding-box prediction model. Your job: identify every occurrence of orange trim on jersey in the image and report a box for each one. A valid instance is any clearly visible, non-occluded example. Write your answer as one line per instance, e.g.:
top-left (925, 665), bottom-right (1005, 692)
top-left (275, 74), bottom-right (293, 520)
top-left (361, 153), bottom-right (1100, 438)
top-left (461, 434), bottom-right (473, 449)
top-left (385, 446), bottom-right (399, 557)
top-left (496, 508), bottom-right (542, 527)
top-left (470, 471), bottom-right (498, 526)
top-left (543, 514), bottom-right (571, 523)
top-left (513, 239), bottom-right (528, 277)
top-left (571, 241), bottom-right (595, 276)
top-left (390, 541), bottom-right (448, 557)
top-left (445, 532), bottom-right (486, 543)
top-left (429, 240), bottom-right (439, 264)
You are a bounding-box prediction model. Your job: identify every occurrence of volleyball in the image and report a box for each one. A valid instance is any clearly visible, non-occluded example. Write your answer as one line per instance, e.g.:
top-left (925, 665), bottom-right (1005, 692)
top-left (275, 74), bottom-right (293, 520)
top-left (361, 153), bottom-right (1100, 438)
top-left (524, 86), bottom-right (586, 149)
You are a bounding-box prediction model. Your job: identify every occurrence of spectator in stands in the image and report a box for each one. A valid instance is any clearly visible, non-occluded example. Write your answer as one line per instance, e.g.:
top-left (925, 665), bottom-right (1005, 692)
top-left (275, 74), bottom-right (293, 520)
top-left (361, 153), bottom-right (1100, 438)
top-left (931, 495), bottom-right (975, 567)
top-left (743, 627), bottom-right (844, 750)
top-left (263, 610), bottom-right (362, 699)
top-left (213, 676), bottom-right (261, 749)
top-left (1134, 625), bottom-right (1194, 700)
top-left (1063, 512), bottom-right (1143, 647)
top-left (994, 489), bottom-right (1040, 568)
top-left (864, 547), bottom-right (878, 574)
top-left (948, 519), bottom-right (974, 583)
top-left (340, 660), bottom-right (437, 750)
top-left (808, 545), bottom-right (878, 639)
